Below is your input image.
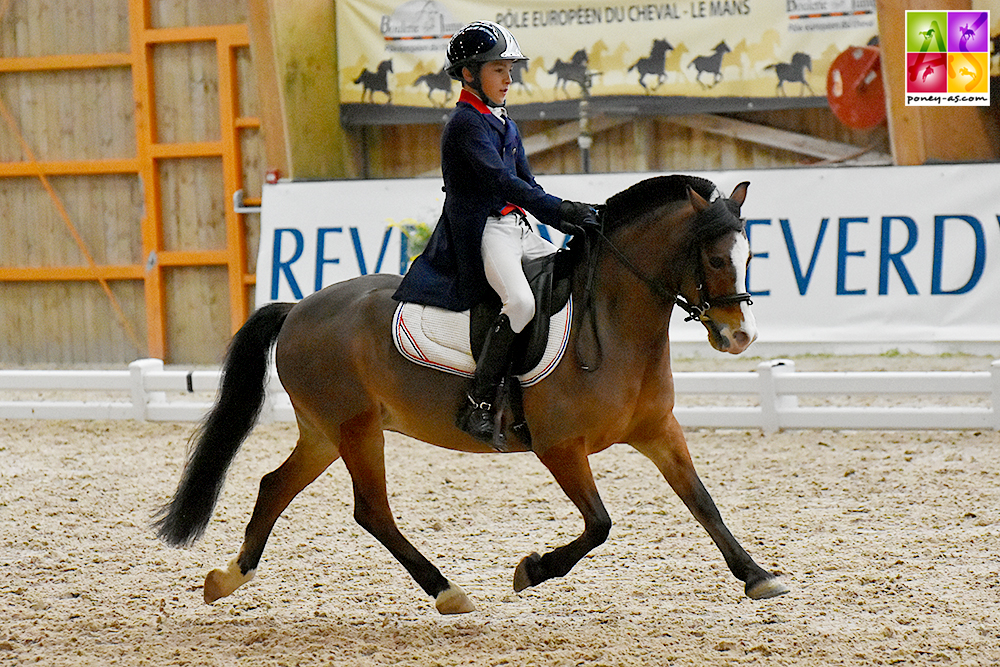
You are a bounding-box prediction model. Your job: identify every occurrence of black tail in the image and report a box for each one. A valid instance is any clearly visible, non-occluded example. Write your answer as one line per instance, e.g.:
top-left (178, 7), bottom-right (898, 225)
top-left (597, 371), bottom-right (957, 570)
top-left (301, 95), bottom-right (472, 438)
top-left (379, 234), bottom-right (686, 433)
top-left (152, 302), bottom-right (295, 547)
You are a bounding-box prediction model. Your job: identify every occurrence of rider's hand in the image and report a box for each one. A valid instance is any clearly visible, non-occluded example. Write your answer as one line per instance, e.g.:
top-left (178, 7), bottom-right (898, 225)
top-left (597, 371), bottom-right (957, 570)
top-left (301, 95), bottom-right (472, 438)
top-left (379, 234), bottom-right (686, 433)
top-left (557, 201), bottom-right (600, 235)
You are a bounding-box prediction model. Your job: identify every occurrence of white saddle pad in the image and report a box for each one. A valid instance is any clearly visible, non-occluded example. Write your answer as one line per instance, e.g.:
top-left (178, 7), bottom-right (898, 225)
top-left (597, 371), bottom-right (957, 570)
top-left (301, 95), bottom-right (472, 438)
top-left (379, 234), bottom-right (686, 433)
top-left (392, 297), bottom-right (572, 387)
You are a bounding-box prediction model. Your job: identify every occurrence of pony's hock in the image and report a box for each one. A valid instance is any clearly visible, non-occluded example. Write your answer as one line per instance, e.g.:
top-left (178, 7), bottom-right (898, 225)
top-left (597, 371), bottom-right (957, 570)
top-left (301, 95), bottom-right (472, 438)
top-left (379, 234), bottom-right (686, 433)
top-left (154, 174), bottom-right (786, 613)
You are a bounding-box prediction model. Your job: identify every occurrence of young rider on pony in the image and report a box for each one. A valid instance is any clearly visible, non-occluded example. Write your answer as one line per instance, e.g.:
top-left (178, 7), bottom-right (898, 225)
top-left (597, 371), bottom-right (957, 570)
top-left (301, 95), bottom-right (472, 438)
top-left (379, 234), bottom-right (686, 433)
top-left (392, 21), bottom-right (599, 450)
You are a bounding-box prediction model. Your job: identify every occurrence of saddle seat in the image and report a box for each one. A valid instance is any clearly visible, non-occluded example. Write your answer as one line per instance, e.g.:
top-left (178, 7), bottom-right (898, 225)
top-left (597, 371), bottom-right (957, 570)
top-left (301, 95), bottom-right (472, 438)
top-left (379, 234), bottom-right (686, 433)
top-left (392, 251), bottom-right (575, 388)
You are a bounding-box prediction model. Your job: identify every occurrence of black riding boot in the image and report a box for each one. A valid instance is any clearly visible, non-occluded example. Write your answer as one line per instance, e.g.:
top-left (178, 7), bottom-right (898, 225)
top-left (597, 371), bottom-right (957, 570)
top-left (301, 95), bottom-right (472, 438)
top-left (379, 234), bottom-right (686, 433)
top-left (457, 314), bottom-right (517, 449)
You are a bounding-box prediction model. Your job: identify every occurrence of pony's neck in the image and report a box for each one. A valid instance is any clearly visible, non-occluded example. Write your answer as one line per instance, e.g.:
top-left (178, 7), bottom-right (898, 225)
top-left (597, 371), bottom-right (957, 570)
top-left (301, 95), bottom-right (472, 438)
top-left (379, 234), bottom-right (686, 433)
top-left (593, 201), bottom-right (697, 337)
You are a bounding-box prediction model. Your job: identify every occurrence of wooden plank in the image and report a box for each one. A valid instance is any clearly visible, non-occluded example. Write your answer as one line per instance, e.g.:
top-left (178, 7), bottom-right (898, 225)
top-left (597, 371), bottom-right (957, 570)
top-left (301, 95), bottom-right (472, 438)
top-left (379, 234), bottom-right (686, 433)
top-left (0, 158), bottom-right (138, 176)
top-left (163, 266), bottom-right (230, 364)
top-left (663, 113), bottom-right (892, 161)
top-left (130, 0), bottom-right (168, 360)
top-left (144, 24), bottom-right (248, 45)
top-left (147, 0), bottom-right (247, 31)
top-left (0, 280), bottom-right (145, 364)
top-left (157, 249), bottom-right (229, 266)
top-left (0, 53), bottom-right (132, 72)
top-left (149, 141), bottom-right (224, 157)
top-left (245, 0), bottom-right (288, 178)
top-left (152, 41), bottom-right (220, 144)
top-left (218, 38), bottom-right (250, 333)
top-left (158, 157), bottom-right (226, 252)
top-left (0, 266), bottom-right (142, 281)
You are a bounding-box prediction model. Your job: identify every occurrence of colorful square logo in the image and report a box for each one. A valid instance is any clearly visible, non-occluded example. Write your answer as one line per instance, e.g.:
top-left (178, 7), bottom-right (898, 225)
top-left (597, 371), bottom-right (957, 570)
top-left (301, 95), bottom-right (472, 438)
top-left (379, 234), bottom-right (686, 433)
top-left (905, 10), bottom-right (990, 105)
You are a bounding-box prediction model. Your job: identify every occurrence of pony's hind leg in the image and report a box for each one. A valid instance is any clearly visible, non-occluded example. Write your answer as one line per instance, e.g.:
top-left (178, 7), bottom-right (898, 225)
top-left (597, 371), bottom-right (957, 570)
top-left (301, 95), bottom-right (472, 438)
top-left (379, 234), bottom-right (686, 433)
top-left (630, 414), bottom-right (789, 600)
top-left (339, 410), bottom-right (474, 615)
top-left (204, 416), bottom-right (340, 603)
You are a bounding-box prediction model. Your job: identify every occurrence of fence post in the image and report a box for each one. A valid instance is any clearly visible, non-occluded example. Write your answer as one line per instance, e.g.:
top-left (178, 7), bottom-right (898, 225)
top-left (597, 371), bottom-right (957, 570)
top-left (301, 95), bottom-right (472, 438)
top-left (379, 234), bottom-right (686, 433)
top-left (129, 358), bottom-right (163, 421)
top-left (758, 359), bottom-right (797, 435)
top-left (991, 360), bottom-right (1000, 431)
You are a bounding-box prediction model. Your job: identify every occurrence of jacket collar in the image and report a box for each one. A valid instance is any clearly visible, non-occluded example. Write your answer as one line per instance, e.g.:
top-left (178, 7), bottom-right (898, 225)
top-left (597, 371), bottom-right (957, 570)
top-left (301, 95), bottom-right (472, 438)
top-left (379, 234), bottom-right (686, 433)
top-left (457, 90), bottom-right (510, 131)
top-left (459, 89), bottom-right (491, 114)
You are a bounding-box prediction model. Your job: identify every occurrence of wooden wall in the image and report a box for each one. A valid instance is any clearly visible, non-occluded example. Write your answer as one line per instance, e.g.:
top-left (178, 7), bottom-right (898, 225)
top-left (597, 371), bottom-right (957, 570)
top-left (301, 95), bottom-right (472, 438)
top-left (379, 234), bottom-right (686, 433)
top-left (1, 0), bottom-right (894, 365)
top-left (1, 0), bottom-right (261, 365)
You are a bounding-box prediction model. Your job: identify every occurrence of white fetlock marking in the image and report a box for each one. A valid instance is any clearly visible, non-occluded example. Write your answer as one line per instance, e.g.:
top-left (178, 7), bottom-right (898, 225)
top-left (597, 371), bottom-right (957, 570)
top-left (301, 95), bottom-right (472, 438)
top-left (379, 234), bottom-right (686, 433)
top-left (204, 557), bottom-right (256, 603)
top-left (434, 581), bottom-right (476, 615)
top-left (748, 577), bottom-right (790, 600)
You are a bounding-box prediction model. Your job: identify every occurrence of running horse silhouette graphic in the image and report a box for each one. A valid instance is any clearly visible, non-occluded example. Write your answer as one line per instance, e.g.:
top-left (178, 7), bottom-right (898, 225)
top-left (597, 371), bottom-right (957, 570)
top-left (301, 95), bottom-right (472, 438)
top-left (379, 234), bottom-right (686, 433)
top-left (414, 66), bottom-right (454, 107)
top-left (689, 41), bottom-right (731, 88)
top-left (511, 59), bottom-right (531, 94)
top-left (628, 39), bottom-right (674, 92)
top-left (355, 60), bottom-right (393, 103)
top-left (763, 52), bottom-right (813, 96)
top-left (548, 49), bottom-right (591, 96)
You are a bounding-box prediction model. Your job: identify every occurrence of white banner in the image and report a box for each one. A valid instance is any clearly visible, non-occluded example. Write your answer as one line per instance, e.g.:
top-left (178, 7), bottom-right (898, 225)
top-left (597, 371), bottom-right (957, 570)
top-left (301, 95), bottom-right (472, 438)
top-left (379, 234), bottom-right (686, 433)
top-left (257, 164), bottom-right (1000, 347)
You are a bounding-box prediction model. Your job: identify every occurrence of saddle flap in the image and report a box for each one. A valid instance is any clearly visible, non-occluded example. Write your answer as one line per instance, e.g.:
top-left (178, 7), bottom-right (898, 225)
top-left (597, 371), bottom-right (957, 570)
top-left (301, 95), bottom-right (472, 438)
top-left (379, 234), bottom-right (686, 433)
top-left (470, 249), bottom-right (573, 375)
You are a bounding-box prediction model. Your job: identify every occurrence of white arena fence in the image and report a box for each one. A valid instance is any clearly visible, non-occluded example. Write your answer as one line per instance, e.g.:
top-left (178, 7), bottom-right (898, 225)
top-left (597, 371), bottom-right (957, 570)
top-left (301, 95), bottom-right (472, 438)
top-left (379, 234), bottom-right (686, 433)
top-left (1, 358), bottom-right (999, 435)
top-left (0, 359), bottom-right (1000, 433)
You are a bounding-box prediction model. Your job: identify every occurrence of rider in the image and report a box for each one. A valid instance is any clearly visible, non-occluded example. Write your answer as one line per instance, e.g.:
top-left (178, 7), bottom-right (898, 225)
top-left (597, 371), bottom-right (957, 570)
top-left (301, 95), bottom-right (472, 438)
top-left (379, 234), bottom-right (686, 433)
top-left (392, 20), bottom-right (599, 449)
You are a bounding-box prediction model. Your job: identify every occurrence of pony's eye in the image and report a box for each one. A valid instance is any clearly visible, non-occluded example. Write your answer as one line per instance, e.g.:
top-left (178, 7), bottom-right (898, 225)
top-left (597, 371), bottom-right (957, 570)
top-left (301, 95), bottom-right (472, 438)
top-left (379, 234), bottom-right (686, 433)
top-left (709, 257), bottom-right (725, 269)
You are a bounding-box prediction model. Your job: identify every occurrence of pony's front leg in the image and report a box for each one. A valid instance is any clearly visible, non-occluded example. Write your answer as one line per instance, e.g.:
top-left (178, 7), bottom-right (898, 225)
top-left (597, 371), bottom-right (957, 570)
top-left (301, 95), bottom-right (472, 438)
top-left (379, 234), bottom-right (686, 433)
top-left (631, 414), bottom-right (788, 600)
top-left (513, 441), bottom-right (612, 592)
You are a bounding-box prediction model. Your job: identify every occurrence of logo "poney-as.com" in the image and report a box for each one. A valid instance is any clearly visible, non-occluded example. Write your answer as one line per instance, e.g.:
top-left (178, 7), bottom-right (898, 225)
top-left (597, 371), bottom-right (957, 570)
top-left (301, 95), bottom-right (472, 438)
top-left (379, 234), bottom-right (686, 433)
top-left (904, 10), bottom-right (990, 106)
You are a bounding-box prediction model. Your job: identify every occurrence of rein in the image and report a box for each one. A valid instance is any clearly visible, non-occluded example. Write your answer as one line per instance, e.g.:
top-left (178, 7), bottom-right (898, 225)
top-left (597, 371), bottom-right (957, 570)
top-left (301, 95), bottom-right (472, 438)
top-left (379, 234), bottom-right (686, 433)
top-left (573, 204), bottom-right (753, 371)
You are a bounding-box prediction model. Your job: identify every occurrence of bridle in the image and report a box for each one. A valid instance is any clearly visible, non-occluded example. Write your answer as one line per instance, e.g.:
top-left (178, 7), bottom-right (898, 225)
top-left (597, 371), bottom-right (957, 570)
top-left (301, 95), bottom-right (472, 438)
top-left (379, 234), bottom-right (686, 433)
top-left (573, 200), bottom-right (753, 370)
top-left (594, 224), bottom-right (753, 321)
top-left (593, 198), bottom-right (753, 316)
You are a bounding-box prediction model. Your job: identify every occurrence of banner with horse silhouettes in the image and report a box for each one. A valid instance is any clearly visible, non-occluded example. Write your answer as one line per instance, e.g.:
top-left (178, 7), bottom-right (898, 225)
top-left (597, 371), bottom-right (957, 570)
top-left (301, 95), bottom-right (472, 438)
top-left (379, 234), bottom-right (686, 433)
top-left (337, 0), bottom-right (879, 124)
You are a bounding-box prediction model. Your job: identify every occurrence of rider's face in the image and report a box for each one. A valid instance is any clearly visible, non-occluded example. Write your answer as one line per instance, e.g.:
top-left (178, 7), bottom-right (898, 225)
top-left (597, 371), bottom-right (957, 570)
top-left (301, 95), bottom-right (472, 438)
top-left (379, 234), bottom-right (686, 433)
top-left (466, 60), bottom-right (513, 106)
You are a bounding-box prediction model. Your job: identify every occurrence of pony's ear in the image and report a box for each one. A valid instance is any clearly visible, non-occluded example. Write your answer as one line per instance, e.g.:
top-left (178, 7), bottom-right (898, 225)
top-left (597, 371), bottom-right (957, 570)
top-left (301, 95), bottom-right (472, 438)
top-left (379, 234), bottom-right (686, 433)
top-left (729, 181), bottom-right (750, 207)
top-left (687, 185), bottom-right (710, 212)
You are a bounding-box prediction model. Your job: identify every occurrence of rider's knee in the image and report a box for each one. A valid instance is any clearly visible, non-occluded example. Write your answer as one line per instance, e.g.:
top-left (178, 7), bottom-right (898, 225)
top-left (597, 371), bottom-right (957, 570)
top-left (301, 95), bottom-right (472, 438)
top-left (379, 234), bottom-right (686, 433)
top-left (503, 296), bottom-right (535, 334)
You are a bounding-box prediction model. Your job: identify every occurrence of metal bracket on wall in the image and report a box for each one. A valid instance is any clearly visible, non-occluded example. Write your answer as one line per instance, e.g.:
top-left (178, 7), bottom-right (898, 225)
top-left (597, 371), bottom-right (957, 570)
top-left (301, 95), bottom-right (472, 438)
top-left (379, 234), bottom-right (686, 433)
top-left (233, 189), bottom-right (262, 214)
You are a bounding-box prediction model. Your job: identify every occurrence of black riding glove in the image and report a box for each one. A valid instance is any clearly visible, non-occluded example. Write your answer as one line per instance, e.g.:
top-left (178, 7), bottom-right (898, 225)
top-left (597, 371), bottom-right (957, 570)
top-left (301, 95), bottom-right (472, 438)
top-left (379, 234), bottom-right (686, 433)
top-left (556, 200), bottom-right (601, 235)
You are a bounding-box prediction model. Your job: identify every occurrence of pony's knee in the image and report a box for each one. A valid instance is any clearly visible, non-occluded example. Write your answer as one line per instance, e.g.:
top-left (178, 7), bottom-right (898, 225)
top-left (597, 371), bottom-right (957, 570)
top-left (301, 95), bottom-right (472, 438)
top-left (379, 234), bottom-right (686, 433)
top-left (353, 505), bottom-right (377, 535)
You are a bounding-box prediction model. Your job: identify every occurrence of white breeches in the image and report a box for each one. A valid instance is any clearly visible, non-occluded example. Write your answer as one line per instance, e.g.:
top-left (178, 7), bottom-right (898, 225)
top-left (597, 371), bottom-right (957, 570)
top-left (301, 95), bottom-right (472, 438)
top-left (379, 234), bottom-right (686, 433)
top-left (481, 212), bottom-right (558, 333)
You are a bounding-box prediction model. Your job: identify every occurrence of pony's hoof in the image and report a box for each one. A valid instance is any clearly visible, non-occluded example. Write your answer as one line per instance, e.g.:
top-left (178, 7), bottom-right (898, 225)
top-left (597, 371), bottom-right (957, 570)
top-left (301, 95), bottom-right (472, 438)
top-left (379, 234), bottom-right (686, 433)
top-left (435, 581), bottom-right (475, 615)
top-left (513, 552), bottom-right (542, 592)
top-left (746, 576), bottom-right (790, 600)
top-left (203, 558), bottom-right (255, 604)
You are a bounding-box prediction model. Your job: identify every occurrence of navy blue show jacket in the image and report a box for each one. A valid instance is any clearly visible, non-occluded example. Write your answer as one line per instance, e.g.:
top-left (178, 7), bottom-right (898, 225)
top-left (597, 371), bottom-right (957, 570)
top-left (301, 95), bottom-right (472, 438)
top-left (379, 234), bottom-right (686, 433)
top-left (392, 90), bottom-right (563, 311)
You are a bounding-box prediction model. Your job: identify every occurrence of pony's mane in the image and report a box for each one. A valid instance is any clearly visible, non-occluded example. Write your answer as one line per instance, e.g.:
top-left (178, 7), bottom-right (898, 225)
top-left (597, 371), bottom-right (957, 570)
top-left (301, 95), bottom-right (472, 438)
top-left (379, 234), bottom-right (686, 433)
top-left (601, 174), bottom-right (744, 244)
top-left (603, 175), bottom-right (718, 228)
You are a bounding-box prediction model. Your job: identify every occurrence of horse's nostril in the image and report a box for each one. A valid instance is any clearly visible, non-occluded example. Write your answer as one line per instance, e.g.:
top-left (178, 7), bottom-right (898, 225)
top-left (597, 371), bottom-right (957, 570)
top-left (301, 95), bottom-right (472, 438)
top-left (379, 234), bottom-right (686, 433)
top-left (734, 331), bottom-right (750, 348)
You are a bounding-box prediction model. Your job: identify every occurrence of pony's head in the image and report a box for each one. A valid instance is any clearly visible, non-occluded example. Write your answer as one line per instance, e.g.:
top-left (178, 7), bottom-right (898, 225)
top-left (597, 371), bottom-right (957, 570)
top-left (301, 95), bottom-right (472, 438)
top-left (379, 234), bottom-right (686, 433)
top-left (682, 182), bottom-right (756, 354)
top-left (599, 175), bottom-right (757, 355)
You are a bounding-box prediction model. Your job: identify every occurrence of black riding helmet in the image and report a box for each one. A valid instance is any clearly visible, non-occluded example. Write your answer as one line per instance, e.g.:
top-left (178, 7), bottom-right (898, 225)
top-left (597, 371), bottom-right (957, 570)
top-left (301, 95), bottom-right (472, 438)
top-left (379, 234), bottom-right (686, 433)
top-left (446, 21), bottom-right (528, 99)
